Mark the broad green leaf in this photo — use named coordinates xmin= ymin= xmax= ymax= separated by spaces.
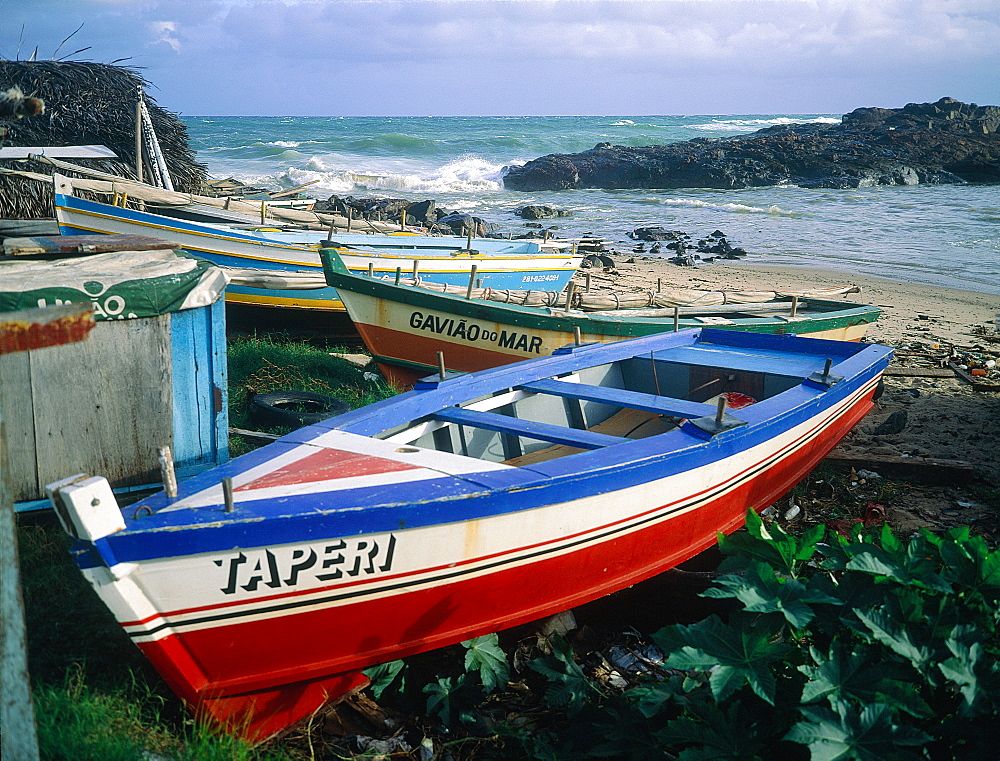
xmin=845 ymin=546 xmax=951 ymax=594
xmin=799 ymin=646 xmax=932 ymax=718
xmin=528 ymin=635 xmax=596 ymax=715
xmin=937 ymin=625 xmax=998 ymax=718
xmin=423 ymin=675 xmax=457 ymax=724
xmin=462 ymin=633 xmax=510 ymax=693
xmin=363 ymin=659 xmax=406 ymax=700
xmin=878 ymin=523 xmax=902 ymax=554
xmin=718 ymin=510 xmax=814 ymax=577
xmin=855 ymin=608 xmax=932 ymax=671
xmin=660 ymin=702 xmax=767 ymax=760
xmin=628 ymin=675 xmax=693 ymax=719
xmin=784 ymin=702 xmax=931 ymax=761
xmin=702 ymin=562 xmax=840 ymax=628
xmin=656 ymin=613 xmax=789 ymax=704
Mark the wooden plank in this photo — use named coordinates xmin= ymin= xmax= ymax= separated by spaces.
xmin=520 ymin=378 xmax=718 ymax=419
xmin=2 ymin=233 xmax=181 ymax=257
xmin=823 ymin=448 xmax=975 ymax=484
xmin=433 ymin=407 xmax=621 ymax=450
xmin=1 ymin=303 xmax=93 ymax=761
xmin=0 ymin=219 xmax=61 ymax=239
xmin=883 ymin=366 xmax=954 ymax=378
xmin=170 ymin=303 xmax=228 ymax=472
xmin=0 ymin=352 xmax=39 ymax=499
xmin=0 ymin=145 xmax=116 ymax=159
xmin=948 ymin=362 xmax=1000 ymax=392
xmin=24 ymin=316 xmax=174 ymax=497
xmin=504 ymin=407 xmax=674 ymax=466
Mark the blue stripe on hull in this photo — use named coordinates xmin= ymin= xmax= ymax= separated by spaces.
xmin=90 ymin=379 xmax=884 ymax=565
xmin=56 ymin=193 xmax=578 ymax=304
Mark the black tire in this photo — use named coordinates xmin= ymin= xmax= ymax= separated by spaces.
xmin=249 ymin=391 xmax=350 ymax=429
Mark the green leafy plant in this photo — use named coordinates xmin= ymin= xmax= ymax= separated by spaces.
xmin=490 ymin=512 xmax=1000 ymax=760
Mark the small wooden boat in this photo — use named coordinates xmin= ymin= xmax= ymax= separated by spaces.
xmin=320 ymin=250 xmax=882 ymax=386
xmin=51 ymin=173 xmax=582 ymax=311
xmin=47 ymin=328 xmax=892 ymax=741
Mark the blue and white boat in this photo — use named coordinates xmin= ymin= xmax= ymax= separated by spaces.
xmin=47 ymin=327 xmax=891 ymax=741
xmin=52 ymin=174 xmax=583 ymax=311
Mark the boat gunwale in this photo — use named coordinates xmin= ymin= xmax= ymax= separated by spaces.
xmin=90 ymin=329 xmax=892 ymax=564
xmin=321 ymin=252 xmax=882 ymax=337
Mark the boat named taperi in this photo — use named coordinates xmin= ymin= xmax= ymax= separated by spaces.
xmin=47 ymin=327 xmax=891 ymax=741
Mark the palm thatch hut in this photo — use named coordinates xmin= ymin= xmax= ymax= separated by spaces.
xmin=0 ymin=60 xmax=207 ymax=218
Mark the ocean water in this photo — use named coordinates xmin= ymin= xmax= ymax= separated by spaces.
xmin=182 ymin=115 xmax=1000 ymax=296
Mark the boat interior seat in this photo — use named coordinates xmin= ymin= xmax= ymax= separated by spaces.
xmin=518 ymin=378 xmax=718 ymax=419
xmin=503 ymin=407 xmax=676 ymax=467
xmin=432 ymin=406 xmax=622 ymax=451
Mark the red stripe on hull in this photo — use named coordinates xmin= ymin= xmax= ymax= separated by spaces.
xmin=135 ymin=388 xmax=875 ymax=740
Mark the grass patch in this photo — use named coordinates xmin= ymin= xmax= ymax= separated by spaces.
xmin=227 ymin=334 xmax=397 ymax=454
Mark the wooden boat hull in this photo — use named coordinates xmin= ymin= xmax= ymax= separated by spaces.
xmin=52 ymin=176 xmax=582 ymax=311
xmin=321 ymin=253 xmax=882 ymax=386
xmin=49 ymin=329 xmax=892 ymax=741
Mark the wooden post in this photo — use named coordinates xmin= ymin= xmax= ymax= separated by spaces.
xmin=157 ymin=446 xmax=177 ymax=498
xmin=368 ymin=262 xmax=375 ymax=277
xmin=565 ymin=281 xmax=576 ymax=310
xmin=134 ymin=89 xmax=143 ymax=184
xmin=412 ymin=260 xmax=419 ymax=282
xmin=791 ymin=295 xmax=799 ymax=317
xmin=260 ymin=200 xmax=266 ymax=226
xmin=400 ymin=210 xmax=407 ymax=231
xmin=347 ymin=207 xmax=353 ymax=234
xmin=327 ymin=217 xmax=336 ymax=239
xmin=465 ymin=265 xmax=478 ymax=299
xmin=1 ymin=303 xmax=94 ymax=761
xmin=466 ymin=224 xmax=474 ymax=251
xmin=673 ymin=306 xmax=680 ymax=331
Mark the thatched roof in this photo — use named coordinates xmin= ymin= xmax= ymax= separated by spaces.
xmin=0 ymin=60 xmax=207 ymax=218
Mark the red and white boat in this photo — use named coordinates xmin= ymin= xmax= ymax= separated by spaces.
xmin=47 ymin=328 xmax=892 ymax=741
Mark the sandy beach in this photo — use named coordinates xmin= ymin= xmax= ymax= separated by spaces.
xmin=583 ymin=256 xmax=999 ymax=347
xmin=572 ymin=256 xmax=1000 ymax=533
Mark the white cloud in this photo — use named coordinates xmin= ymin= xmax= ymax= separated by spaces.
xmin=147 ymin=20 xmax=181 ymax=52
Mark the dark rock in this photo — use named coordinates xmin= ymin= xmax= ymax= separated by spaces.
xmin=435 ymin=212 xmax=499 ymax=236
xmin=630 ymin=226 xmax=677 ymax=241
xmin=515 ymin=204 xmax=573 ymax=220
xmin=405 ymin=200 xmax=436 ymax=225
xmin=873 ymin=409 xmax=908 ymax=436
xmin=503 ymin=98 xmax=1000 ymax=191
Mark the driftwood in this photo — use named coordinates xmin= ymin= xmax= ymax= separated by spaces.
xmin=823 ymin=448 xmax=975 ymax=485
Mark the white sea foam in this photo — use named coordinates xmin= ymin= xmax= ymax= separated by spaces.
xmin=611 ymin=120 xmax=636 ymax=126
xmin=248 ymin=155 xmax=506 ymax=196
xmin=657 ymin=197 xmax=796 ymax=216
xmin=689 ymin=116 xmax=840 ymax=132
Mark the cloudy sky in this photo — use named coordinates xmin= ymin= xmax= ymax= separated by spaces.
xmin=1 ymin=0 xmax=996 ymax=117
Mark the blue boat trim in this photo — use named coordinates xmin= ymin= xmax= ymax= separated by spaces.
xmin=70 ymin=329 xmax=891 ymax=566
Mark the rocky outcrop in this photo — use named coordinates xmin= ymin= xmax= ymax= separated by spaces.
xmin=515 ymin=204 xmax=573 ymax=220
xmin=503 ymin=98 xmax=1000 ymax=191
